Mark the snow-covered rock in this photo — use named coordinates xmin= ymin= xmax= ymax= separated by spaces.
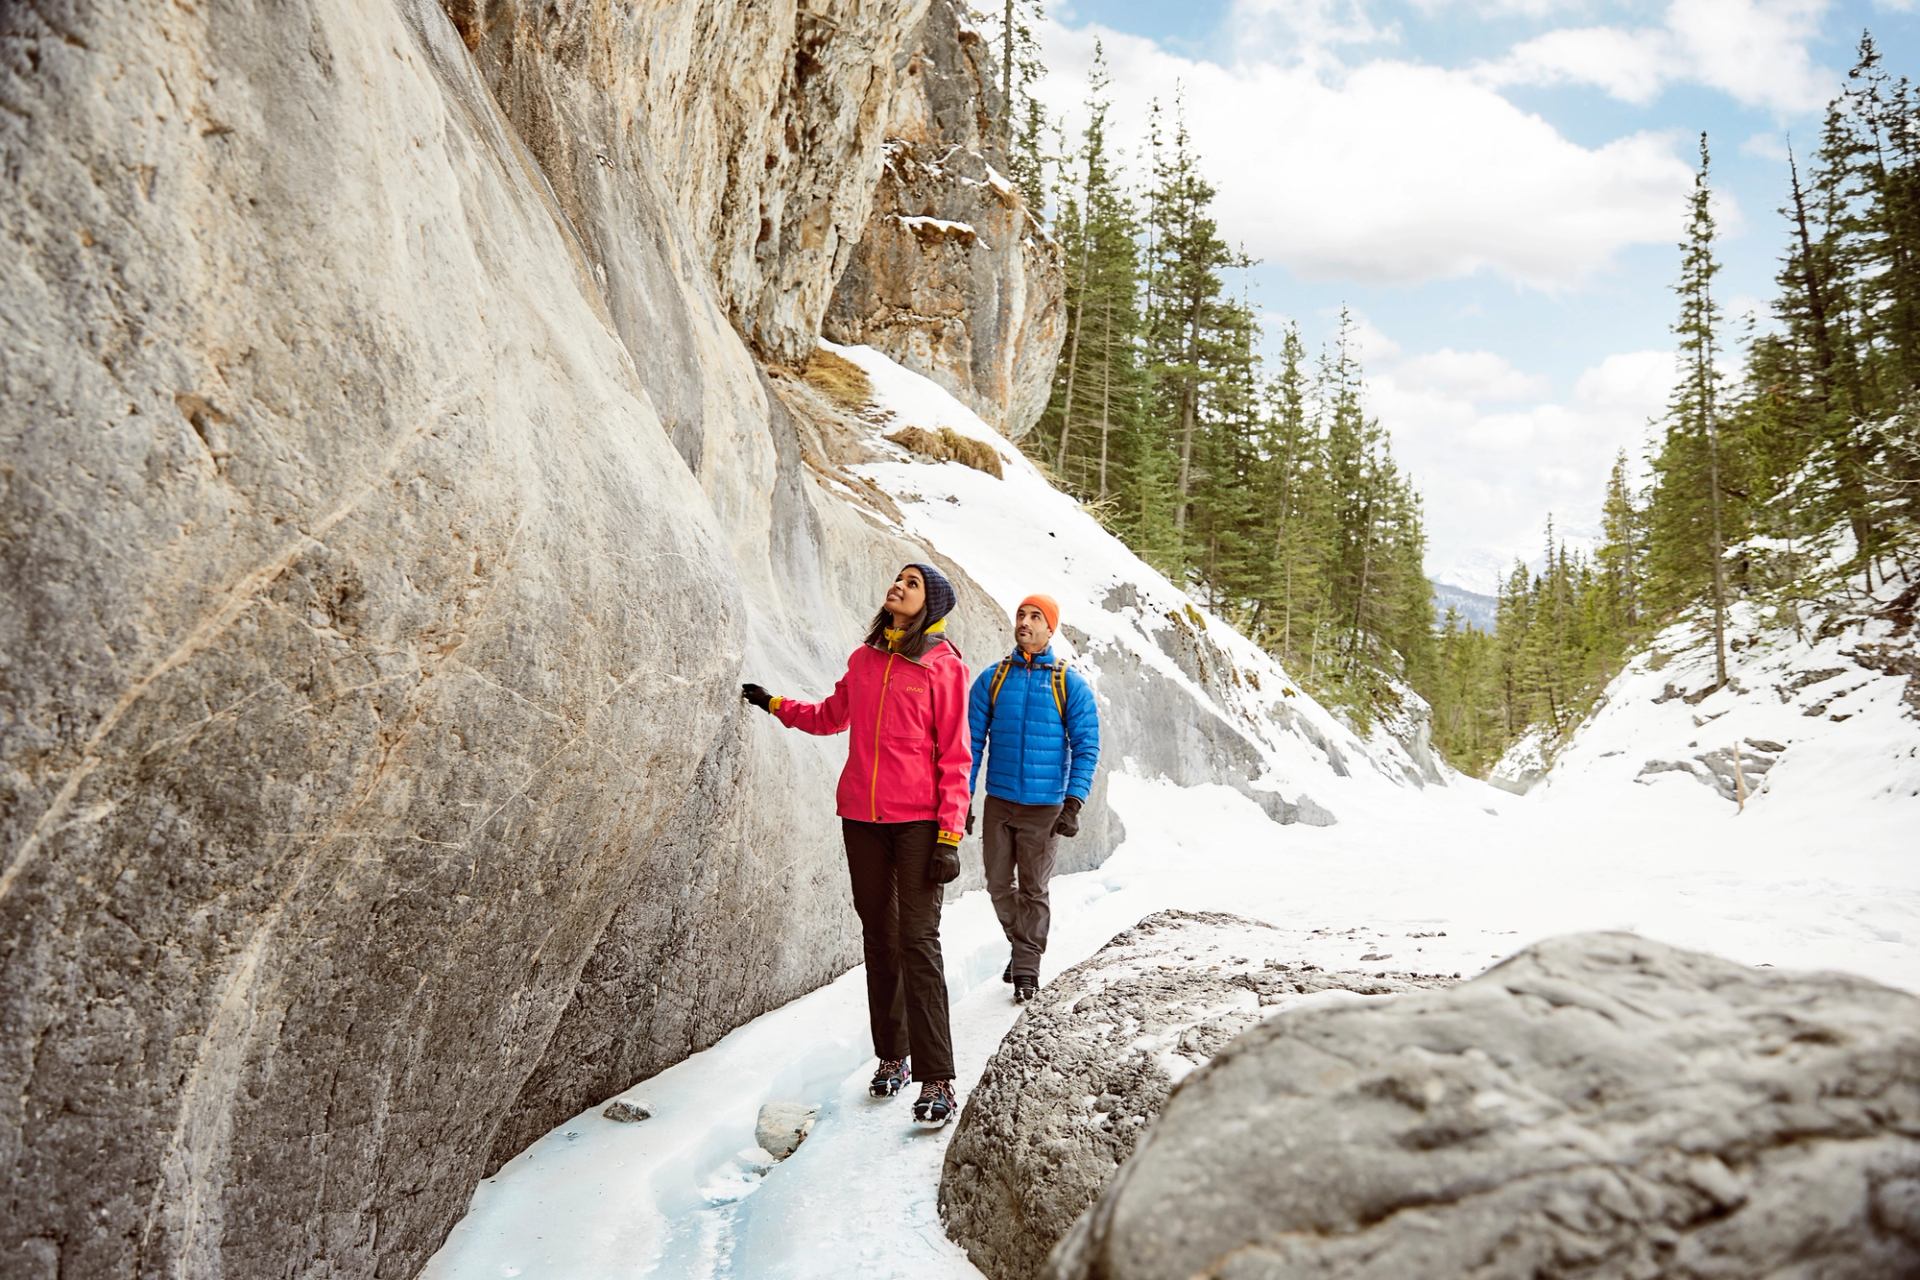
xmin=601 ymin=1100 xmax=653 ymax=1124
xmin=940 ymin=910 xmax=1455 ymax=1280
xmin=1541 ymin=542 xmax=1920 ymax=810
xmin=1050 ymin=931 xmax=1920 ymax=1280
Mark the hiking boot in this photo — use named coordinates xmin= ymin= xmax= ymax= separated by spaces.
xmin=913 ymin=1079 xmax=957 ymax=1125
xmin=1014 ymin=976 xmax=1038 ymax=1004
xmin=869 ymin=1056 xmax=910 ymax=1098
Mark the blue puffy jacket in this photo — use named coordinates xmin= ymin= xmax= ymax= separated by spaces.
xmin=967 ymin=646 xmax=1100 ymax=806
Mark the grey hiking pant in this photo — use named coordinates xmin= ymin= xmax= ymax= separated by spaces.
xmin=981 ymin=795 xmax=1062 ymax=981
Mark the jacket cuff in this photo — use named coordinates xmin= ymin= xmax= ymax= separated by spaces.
xmin=768 ymin=695 xmax=784 ymax=711
xmin=937 ymin=829 xmax=964 ymax=847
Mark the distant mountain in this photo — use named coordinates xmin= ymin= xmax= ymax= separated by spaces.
xmin=1432 ymin=524 xmax=1605 ymax=600
xmin=1430 ymin=579 xmax=1498 ymax=633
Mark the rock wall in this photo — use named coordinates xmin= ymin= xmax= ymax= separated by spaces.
xmin=0 ymin=0 xmax=955 ymax=1275
xmin=446 ymin=0 xmax=929 ymax=367
xmin=824 ymin=0 xmax=1064 ymax=439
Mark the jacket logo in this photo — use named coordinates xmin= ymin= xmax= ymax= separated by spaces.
xmin=900 ymin=684 xmax=927 ymax=693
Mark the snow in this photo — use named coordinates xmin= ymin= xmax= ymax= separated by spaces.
xmin=895 ymin=215 xmax=978 ymax=239
xmin=424 ymin=348 xmax=1919 ymax=1280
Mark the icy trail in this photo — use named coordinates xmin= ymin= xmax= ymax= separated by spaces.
xmin=425 ymin=765 xmax=1919 ymax=1280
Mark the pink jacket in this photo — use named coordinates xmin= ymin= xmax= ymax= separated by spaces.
xmin=773 ymin=635 xmax=973 ymax=843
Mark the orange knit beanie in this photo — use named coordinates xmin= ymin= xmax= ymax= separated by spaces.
xmin=1018 ymin=594 xmax=1060 ymax=631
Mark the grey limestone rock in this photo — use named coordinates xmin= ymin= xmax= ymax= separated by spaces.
xmin=1636 ymin=739 xmax=1780 ymax=802
xmin=825 ymin=0 xmax=1065 ymax=439
xmin=940 ymin=910 xmax=1454 ymax=1280
xmin=0 ymin=0 xmax=946 ymax=1275
xmin=1049 ymin=931 xmax=1920 ymax=1280
xmin=754 ymin=1102 xmax=819 ymax=1162
xmin=601 ymin=1100 xmax=652 ymax=1123
xmin=449 ymin=0 xmax=933 ymax=366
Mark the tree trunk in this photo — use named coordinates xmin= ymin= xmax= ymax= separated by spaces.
xmin=1001 ymin=0 xmax=1014 ymax=152
xmin=1701 ymin=336 xmax=1730 ymax=688
xmin=1055 ymin=219 xmax=1092 ymax=473
xmin=1173 ymin=298 xmax=1200 ymax=536
xmin=1097 ymin=295 xmax=1112 ymax=500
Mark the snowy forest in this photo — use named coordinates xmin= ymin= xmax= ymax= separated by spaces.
xmin=1006 ymin=11 xmax=1920 ymax=774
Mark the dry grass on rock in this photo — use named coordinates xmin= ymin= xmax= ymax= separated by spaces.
xmin=885 ymin=425 xmax=1004 ymax=478
xmin=802 ymin=348 xmax=874 ymax=410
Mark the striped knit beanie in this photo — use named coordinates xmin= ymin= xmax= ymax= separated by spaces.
xmin=908 ymin=562 xmax=956 ymax=625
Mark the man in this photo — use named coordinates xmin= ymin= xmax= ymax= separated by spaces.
xmin=966 ymin=594 xmax=1100 ymax=1003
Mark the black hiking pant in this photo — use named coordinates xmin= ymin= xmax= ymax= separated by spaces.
xmin=842 ymin=818 xmax=956 ymax=1082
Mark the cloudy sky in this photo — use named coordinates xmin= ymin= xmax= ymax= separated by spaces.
xmin=1028 ymin=0 xmax=1917 ymax=591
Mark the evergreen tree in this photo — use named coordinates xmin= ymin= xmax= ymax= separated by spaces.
xmin=1595 ymin=449 xmax=1644 ymax=639
xmin=996 ymin=0 xmax=1048 ymax=208
xmin=1141 ymin=94 xmax=1249 ymax=562
xmin=1250 ymin=323 xmax=1326 ymax=667
xmin=1647 ymin=132 xmax=1738 ymax=686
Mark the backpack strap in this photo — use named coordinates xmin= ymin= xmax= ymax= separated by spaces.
xmin=984 ymin=657 xmax=1071 ymax=731
xmin=983 ymin=658 xmax=1014 ymax=733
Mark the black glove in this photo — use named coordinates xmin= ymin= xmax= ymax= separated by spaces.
xmin=1052 ymin=796 xmax=1082 ymax=838
xmin=930 ymin=843 xmax=961 ymax=884
xmin=741 ymin=682 xmax=773 ymax=712
xmin=965 ymin=809 xmax=975 ymax=836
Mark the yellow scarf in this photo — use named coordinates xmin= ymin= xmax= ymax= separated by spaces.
xmin=883 ymin=617 xmax=948 ymax=652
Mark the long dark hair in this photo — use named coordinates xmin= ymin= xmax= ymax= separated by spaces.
xmin=863 ymin=606 xmax=950 ymax=660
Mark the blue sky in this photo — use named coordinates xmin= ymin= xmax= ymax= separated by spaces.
xmin=1028 ymin=0 xmax=1917 ymax=590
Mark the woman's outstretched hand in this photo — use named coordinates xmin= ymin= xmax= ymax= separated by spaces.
xmin=741 ymin=682 xmax=773 ymax=712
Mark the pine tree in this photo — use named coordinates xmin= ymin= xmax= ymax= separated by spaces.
xmin=1648 ymin=132 xmax=1738 ymax=686
xmin=1251 ymin=323 xmax=1326 ymax=666
xmin=1141 ymin=94 xmax=1248 ymax=563
xmin=1596 ymin=450 xmax=1644 ymax=639
xmin=996 ymin=0 xmax=1048 ymax=207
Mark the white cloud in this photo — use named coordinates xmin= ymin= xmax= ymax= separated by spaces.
xmin=1740 ymin=131 xmax=1792 ymax=161
xmin=1038 ymin=22 xmax=1700 ymax=290
xmin=1395 ymin=349 xmax=1553 ymax=401
xmin=1573 ymin=349 xmax=1672 ymax=409
xmin=1348 ymin=327 xmax=1672 ymax=583
xmin=1225 ymin=0 xmax=1399 ymax=63
xmin=1482 ymin=26 xmax=1671 ymax=103
xmin=1477 ymin=0 xmax=1837 ymax=115
xmin=1410 ymin=0 xmax=1600 ymax=16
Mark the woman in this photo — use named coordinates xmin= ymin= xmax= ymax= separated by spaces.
xmin=741 ymin=563 xmax=972 ymax=1125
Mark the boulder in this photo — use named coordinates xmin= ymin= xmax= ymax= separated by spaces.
xmin=940 ymin=911 xmax=1454 ymax=1280
xmin=755 ymin=1102 xmax=820 ymax=1162
xmin=1049 ymin=932 xmax=1920 ymax=1280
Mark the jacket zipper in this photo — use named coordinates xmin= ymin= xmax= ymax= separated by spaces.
xmin=871 ymin=652 xmax=897 ymax=820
